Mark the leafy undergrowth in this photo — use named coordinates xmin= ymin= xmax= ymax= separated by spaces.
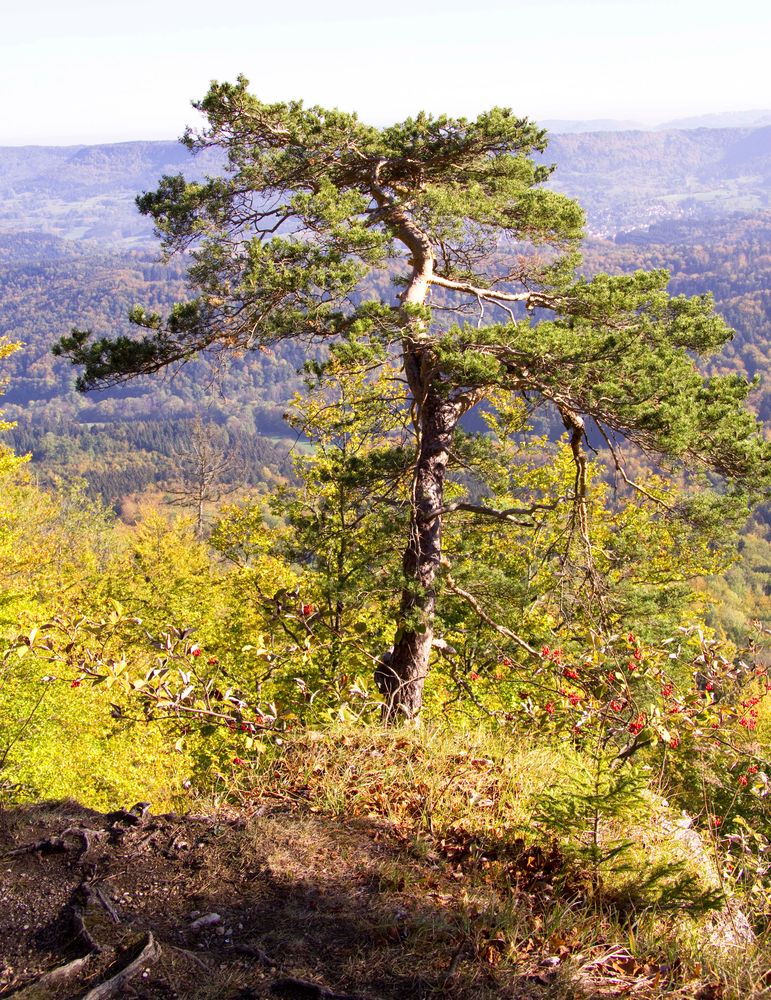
xmin=1 ymin=726 xmax=770 ymax=999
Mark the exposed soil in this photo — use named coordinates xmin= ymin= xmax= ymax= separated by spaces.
xmin=0 ymin=800 xmax=547 ymax=1000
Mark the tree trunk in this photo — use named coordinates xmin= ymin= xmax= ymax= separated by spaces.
xmin=196 ymin=495 xmax=204 ymax=539
xmin=379 ymin=380 xmax=462 ymax=721
xmin=368 ymin=184 xmax=456 ymax=722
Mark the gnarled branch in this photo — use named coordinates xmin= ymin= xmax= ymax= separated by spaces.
xmin=420 ymin=499 xmax=557 ymax=525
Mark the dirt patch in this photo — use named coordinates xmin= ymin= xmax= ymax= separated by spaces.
xmin=0 ymin=800 xmax=542 ymax=999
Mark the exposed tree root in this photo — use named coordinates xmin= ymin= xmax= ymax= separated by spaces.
xmin=80 ymin=933 xmax=160 ymax=1000
xmin=1 ymin=826 xmax=104 ymax=859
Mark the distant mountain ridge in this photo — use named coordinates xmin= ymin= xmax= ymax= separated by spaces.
xmin=656 ymin=109 xmax=771 ymax=130
xmin=0 ymin=141 xmax=223 ymax=247
xmin=2 ymin=122 xmax=770 ymax=244
xmin=543 ymin=110 xmax=771 ymax=134
xmin=541 ymin=119 xmax=645 ymax=133
xmin=543 ymin=125 xmax=771 ymax=235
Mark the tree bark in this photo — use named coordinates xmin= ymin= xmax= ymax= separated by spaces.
xmin=380 ymin=378 xmax=462 ymax=721
xmin=369 ymin=171 xmax=460 ymax=722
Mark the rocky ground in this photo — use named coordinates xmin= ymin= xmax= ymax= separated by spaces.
xmin=0 ymin=799 xmax=552 ymax=999
xmin=0 ymin=795 xmax=744 ymax=999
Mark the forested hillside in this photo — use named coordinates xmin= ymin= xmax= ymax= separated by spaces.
xmin=3 ymin=125 xmax=770 ymax=243
xmin=2 ymin=99 xmax=771 ymax=1000
xmin=590 ymin=213 xmax=771 ymax=420
xmin=0 ymin=233 xmax=302 ymax=500
xmin=0 ymin=142 xmax=222 ymax=245
xmin=3 ymin=163 xmax=770 ymax=500
xmin=547 ymin=126 xmax=771 ymax=234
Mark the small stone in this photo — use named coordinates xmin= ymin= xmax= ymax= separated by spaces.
xmin=190 ymin=912 xmax=221 ymax=931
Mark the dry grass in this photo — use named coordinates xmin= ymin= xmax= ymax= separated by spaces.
xmin=225 ymin=723 xmax=771 ymax=999
xmin=3 ymin=726 xmax=770 ymax=998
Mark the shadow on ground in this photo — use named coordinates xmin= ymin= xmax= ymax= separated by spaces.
xmin=0 ymin=800 xmax=552 ymax=1000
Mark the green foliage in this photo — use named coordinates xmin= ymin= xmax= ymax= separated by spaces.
xmin=55 ymin=82 xmax=585 ymax=388
xmin=532 ymin=738 xmax=724 ymax=915
xmin=0 ymin=660 xmax=188 ymax=809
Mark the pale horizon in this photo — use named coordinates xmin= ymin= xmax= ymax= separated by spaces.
xmin=5 ymin=109 xmax=771 ymax=149
xmin=2 ymin=0 xmax=770 ymax=145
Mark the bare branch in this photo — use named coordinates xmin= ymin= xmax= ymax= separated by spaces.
xmin=429 ymin=273 xmax=559 ymax=315
xmin=595 ymin=422 xmax=676 ymax=512
xmin=444 ymin=573 xmax=539 ymax=657
xmin=420 ymin=499 xmax=556 ymax=525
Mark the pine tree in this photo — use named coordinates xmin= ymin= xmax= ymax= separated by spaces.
xmin=55 ymin=78 xmax=771 ymax=720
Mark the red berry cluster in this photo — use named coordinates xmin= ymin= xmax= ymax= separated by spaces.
xmin=737 ymin=763 xmax=761 ymax=787
xmin=738 ymin=695 xmax=762 ymax=730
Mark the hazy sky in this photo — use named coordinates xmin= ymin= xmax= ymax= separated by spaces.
xmin=2 ymin=0 xmax=769 ymax=144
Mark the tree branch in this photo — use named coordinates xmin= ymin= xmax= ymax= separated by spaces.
xmin=420 ymin=499 xmax=557 ymax=525
xmin=443 ymin=573 xmax=539 ymax=656
xmin=429 ymin=273 xmax=558 ymax=313
xmin=595 ymin=422 xmax=676 ymax=512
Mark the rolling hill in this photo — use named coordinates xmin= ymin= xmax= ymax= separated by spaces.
xmin=0 ymin=124 xmax=769 ymax=503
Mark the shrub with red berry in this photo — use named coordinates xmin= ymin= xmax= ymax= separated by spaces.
xmin=446 ymin=624 xmax=769 ymax=836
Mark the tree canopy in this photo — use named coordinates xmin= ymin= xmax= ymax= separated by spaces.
xmin=56 ymin=77 xmax=771 ymax=720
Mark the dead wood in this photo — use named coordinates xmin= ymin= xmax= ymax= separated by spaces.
xmin=91 ymin=884 xmax=121 ymax=924
xmin=70 ymin=889 xmax=100 ymax=953
xmin=7 ymin=954 xmax=95 ymax=998
xmin=80 ymin=932 xmax=160 ymax=1000
xmin=1 ymin=826 xmax=103 ymax=859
